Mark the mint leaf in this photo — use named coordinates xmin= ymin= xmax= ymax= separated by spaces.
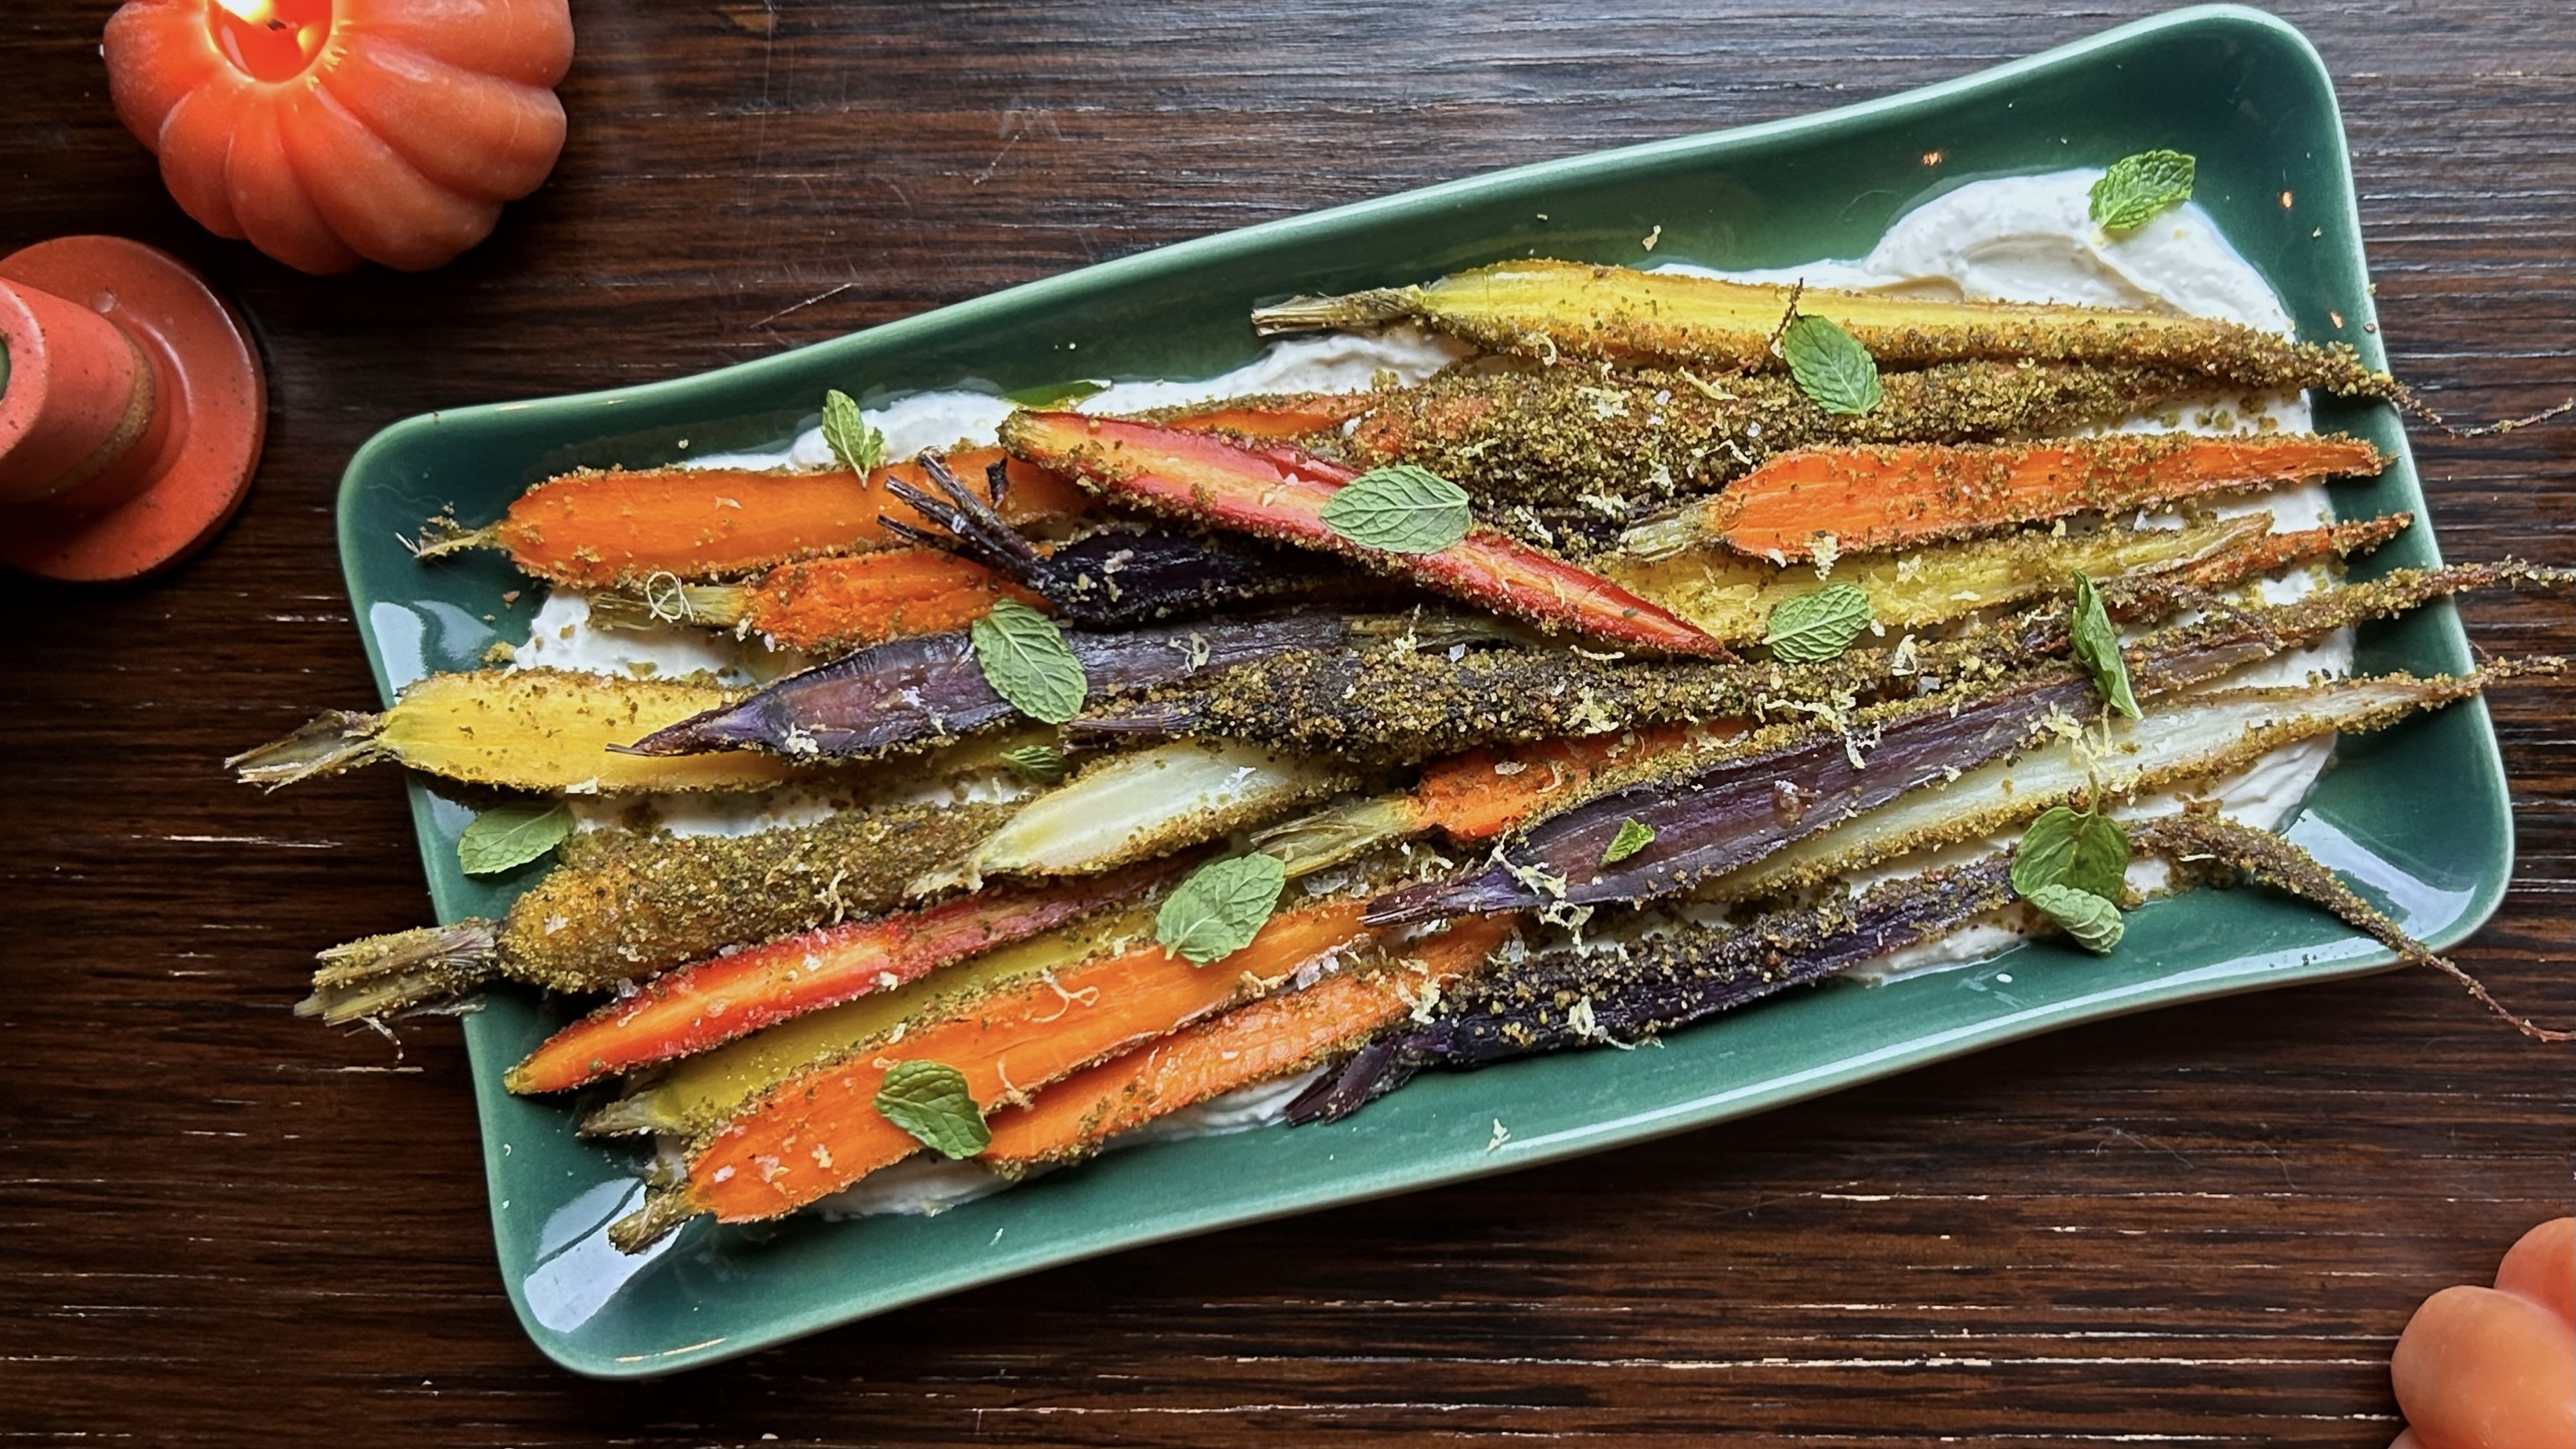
xmin=1780 ymin=314 xmax=1882 ymax=416
xmin=2069 ymin=572 xmax=2141 ymax=718
xmin=821 ymin=388 xmax=883 ymax=473
xmin=1765 ymin=582 xmax=1875 ymax=662
xmin=1002 ymin=379 xmax=1110 ymax=409
xmin=1155 ymin=854 xmax=1288 ymax=965
xmin=873 ymin=1060 xmax=990 ymax=1159
xmin=2026 ymin=883 xmax=2126 ymax=955
xmin=2012 ymin=805 xmax=2132 ymax=902
xmin=1318 ymin=465 xmax=1474 ymax=554
xmin=457 ymin=801 xmax=571 ymax=876
xmin=998 ymin=743 xmax=1071 ymax=784
xmin=1601 ymin=818 xmax=1655 ymax=866
xmin=2089 ymin=150 xmax=2196 ymax=233
xmin=970 ymin=600 xmax=1087 ymax=724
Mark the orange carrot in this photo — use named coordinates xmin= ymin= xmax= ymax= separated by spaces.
xmin=672 ymin=900 xmax=1372 ymax=1224
xmin=1408 ymin=724 xmax=1718 ymax=842
xmin=1699 ymin=434 xmax=2385 ymax=562
xmin=981 ymin=913 xmax=1515 ymax=1166
xmin=503 ymin=860 xmax=1181 ymax=1096
xmin=429 ymin=449 xmax=1088 ymax=587
xmin=732 ymin=547 xmax=1042 ymax=650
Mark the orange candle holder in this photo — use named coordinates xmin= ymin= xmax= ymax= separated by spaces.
xmin=0 ymin=236 xmax=265 ymax=581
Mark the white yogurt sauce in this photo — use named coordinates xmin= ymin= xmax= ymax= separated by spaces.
xmin=508 ymin=169 xmax=2353 ymax=1206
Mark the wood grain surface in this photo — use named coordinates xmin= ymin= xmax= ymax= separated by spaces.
xmin=1 ymin=1 xmax=2566 ymax=1442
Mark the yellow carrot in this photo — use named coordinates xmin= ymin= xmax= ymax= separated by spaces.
xmin=229 ymin=668 xmax=809 ymax=793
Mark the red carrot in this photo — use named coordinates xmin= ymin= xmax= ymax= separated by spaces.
xmin=1001 ymin=412 xmax=1730 ymax=655
xmin=503 ymin=860 xmax=1178 ymax=1095
xmin=1701 ymin=434 xmax=2386 ymax=562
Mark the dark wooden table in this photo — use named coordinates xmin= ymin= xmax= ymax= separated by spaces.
xmin=4 ymin=2 xmax=2567 ymax=1442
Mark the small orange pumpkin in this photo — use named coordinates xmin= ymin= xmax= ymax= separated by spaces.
xmin=104 ymin=0 xmax=575 ymax=274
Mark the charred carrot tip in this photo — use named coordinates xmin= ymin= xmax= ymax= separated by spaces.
xmin=1001 ymin=412 xmax=1732 ymax=656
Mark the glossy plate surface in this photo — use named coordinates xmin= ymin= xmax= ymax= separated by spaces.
xmin=335 ymin=4 xmax=2507 ymax=1377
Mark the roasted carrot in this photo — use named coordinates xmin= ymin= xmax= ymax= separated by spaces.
xmin=419 ymin=449 xmax=1088 ymax=587
xmin=981 ymin=913 xmax=1516 ymax=1167
xmin=302 ymin=799 xmax=1017 ymax=1021
xmin=1252 ymin=259 xmax=2398 ymax=399
xmin=504 ymin=859 xmax=1183 ymax=1095
xmin=1253 ymin=725 xmax=1723 ymax=877
xmin=588 ymin=546 xmax=1041 ymax=652
xmin=615 ymin=900 xmax=1373 ymax=1242
xmin=1405 ymin=727 xmax=1708 ymax=841
xmin=2173 ymin=512 xmax=2411 ymax=591
xmin=1001 ymin=412 xmax=1731 ymax=656
xmin=1612 ymin=511 xmax=2274 ymax=640
xmin=1692 ymin=434 xmax=2385 ymax=562
xmin=580 ymin=909 xmax=1161 ymax=1141
xmin=228 ymin=668 xmax=812 ymax=794
xmin=1152 ymin=391 xmax=1381 ymax=440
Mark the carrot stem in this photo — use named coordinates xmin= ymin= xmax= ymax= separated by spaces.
xmin=981 ymin=914 xmax=1515 ymax=1166
xmin=1001 ymin=412 xmax=1730 ymax=656
xmin=1697 ymin=434 xmax=2386 ymax=562
xmin=504 ymin=860 xmax=1181 ymax=1095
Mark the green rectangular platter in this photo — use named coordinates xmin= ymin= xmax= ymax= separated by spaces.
xmin=334 ymin=4 xmax=2509 ymax=1378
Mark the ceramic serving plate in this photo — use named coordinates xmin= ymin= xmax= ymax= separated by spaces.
xmin=336 ymin=4 xmax=2507 ymax=1377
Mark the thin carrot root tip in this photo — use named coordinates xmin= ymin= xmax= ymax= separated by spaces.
xmin=2136 ymin=787 xmax=2575 ymax=1043
xmin=1250 ymin=288 xmax=1426 ymax=337
xmin=227 ymin=710 xmax=389 ymax=789
xmin=413 ymin=516 xmax=500 ymax=560
xmin=302 ymin=920 xmax=502 ymax=1023
xmin=607 ymin=1187 xmax=697 ymax=1254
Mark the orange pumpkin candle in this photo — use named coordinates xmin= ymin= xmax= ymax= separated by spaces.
xmin=102 ymin=0 xmax=576 ymax=274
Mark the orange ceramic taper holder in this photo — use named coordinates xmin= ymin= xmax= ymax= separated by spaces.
xmin=0 ymin=235 xmax=265 ymax=581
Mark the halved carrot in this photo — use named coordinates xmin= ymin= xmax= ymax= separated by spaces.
xmin=2173 ymin=512 xmax=2411 ymax=591
xmin=1153 ymin=391 xmax=1380 ymax=440
xmin=1695 ymin=434 xmax=2385 ymax=563
xmin=503 ymin=859 xmax=1183 ymax=1095
xmin=641 ymin=900 xmax=1373 ymax=1230
xmin=982 ymin=913 xmax=1516 ymax=1167
xmin=423 ymin=449 xmax=1089 ymax=587
xmin=590 ymin=546 xmax=1045 ymax=651
xmin=1255 ymin=725 xmax=1729 ymax=879
xmin=1001 ymin=412 xmax=1730 ymax=656
xmin=1407 ymin=726 xmax=1710 ymax=842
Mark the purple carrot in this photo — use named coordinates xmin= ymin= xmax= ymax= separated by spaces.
xmin=620 ymin=610 xmax=1349 ymax=760
xmin=882 ymin=454 xmax=1337 ymax=627
xmin=1292 ymin=857 xmax=2017 ymax=1124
